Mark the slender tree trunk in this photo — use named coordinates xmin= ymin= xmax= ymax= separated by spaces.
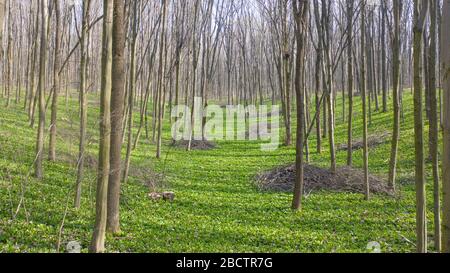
xmin=442 ymin=0 xmax=450 ymax=253
xmin=74 ymin=0 xmax=91 ymax=209
xmin=292 ymin=0 xmax=308 ymax=211
xmin=346 ymin=0 xmax=354 ymax=166
xmin=366 ymin=27 xmax=373 ymax=126
xmin=381 ymin=0 xmax=387 ymax=113
xmin=428 ymin=0 xmax=441 ymax=252
xmin=5 ymin=0 xmax=12 ymax=108
xmin=90 ymin=0 xmax=113 ymax=253
xmin=28 ymin=3 xmax=39 ymax=125
xmin=388 ymin=0 xmax=402 ymax=191
xmin=107 ymin=0 xmax=126 ymax=234
xmin=34 ymin=0 xmax=48 ymax=179
xmin=282 ymin=0 xmax=292 ymax=146
xmin=24 ymin=3 xmax=34 ymax=111
xmin=413 ymin=0 xmax=428 ymax=253
xmin=29 ymin=3 xmax=41 ymax=128
xmin=0 ymin=0 xmax=5 ymax=58
xmin=361 ymin=1 xmax=369 ymax=200
xmin=156 ymin=0 xmax=167 ymax=158
xmin=123 ymin=0 xmax=139 ymax=180
xmin=326 ymin=76 xmax=336 ymax=172
xmin=172 ymin=52 xmax=181 ymax=144
xmin=187 ymin=0 xmax=200 ymax=152
xmin=134 ymin=62 xmax=153 ymax=149
xmin=370 ymin=10 xmax=379 ymax=113
xmin=324 ymin=4 xmax=336 ymax=174
xmin=16 ymin=14 xmax=23 ymax=105
xmin=65 ymin=11 xmax=72 ymax=108
xmin=48 ymin=0 xmax=62 ymax=161
xmin=314 ymin=56 xmax=322 ymax=154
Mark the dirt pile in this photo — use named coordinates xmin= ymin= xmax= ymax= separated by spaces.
xmin=171 ymin=140 xmax=218 ymax=150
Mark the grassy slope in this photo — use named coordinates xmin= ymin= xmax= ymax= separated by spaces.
xmin=0 ymin=90 xmax=440 ymax=253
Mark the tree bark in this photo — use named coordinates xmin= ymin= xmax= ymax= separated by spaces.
xmin=323 ymin=1 xmax=336 ymax=173
xmin=381 ymin=0 xmax=387 ymax=113
xmin=5 ymin=0 xmax=12 ymax=108
xmin=48 ymin=0 xmax=62 ymax=161
xmin=346 ymin=0 xmax=354 ymax=166
xmin=429 ymin=0 xmax=441 ymax=252
xmin=187 ymin=0 xmax=200 ymax=152
xmin=291 ymin=0 xmax=308 ymax=211
xmin=413 ymin=0 xmax=429 ymax=253
xmin=123 ymin=0 xmax=139 ymax=180
xmin=0 ymin=0 xmax=5 ymax=58
xmin=361 ymin=1 xmax=369 ymax=200
xmin=282 ymin=0 xmax=292 ymax=146
xmin=314 ymin=46 xmax=322 ymax=154
xmin=107 ymin=0 xmax=126 ymax=234
xmin=441 ymin=0 xmax=450 ymax=253
xmin=156 ymin=0 xmax=167 ymax=158
xmin=34 ymin=0 xmax=48 ymax=179
xmin=74 ymin=0 xmax=91 ymax=209
xmin=28 ymin=2 xmax=39 ymax=125
xmin=388 ymin=0 xmax=403 ymax=191
xmin=90 ymin=0 xmax=113 ymax=253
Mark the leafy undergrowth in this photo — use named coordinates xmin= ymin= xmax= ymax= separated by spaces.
xmin=0 ymin=91 xmax=441 ymax=253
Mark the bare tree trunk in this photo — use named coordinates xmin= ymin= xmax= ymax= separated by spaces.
xmin=28 ymin=2 xmax=39 ymax=125
xmin=388 ymin=0 xmax=402 ymax=191
xmin=317 ymin=1 xmax=336 ymax=173
xmin=187 ymin=0 xmax=200 ymax=152
xmin=172 ymin=57 xmax=181 ymax=135
xmin=324 ymin=7 xmax=336 ymax=174
xmin=107 ymin=0 xmax=126 ymax=234
xmin=346 ymin=0 xmax=354 ymax=166
xmin=16 ymin=9 xmax=24 ymax=105
xmin=90 ymin=0 xmax=113 ymax=253
xmin=24 ymin=3 xmax=34 ymax=111
xmin=5 ymin=0 xmax=12 ymax=108
xmin=48 ymin=0 xmax=62 ymax=161
xmin=292 ymin=0 xmax=308 ymax=211
xmin=366 ymin=26 xmax=373 ymax=126
xmin=413 ymin=0 xmax=428 ymax=253
xmin=156 ymin=0 xmax=167 ymax=158
xmin=381 ymin=0 xmax=387 ymax=113
xmin=314 ymin=48 xmax=322 ymax=154
xmin=64 ymin=8 xmax=72 ymax=108
xmin=282 ymin=0 xmax=292 ymax=146
xmin=34 ymin=0 xmax=48 ymax=179
xmin=74 ymin=0 xmax=91 ymax=209
xmin=441 ymin=0 xmax=450 ymax=253
xmin=370 ymin=10 xmax=379 ymax=113
xmin=134 ymin=39 xmax=157 ymax=150
xmin=313 ymin=0 xmax=334 ymax=172
xmin=361 ymin=1 xmax=369 ymax=200
xmin=123 ymin=0 xmax=139 ymax=179
xmin=429 ymin=0 xmax=441 ymax=252
xmin=0 ymin=0 xmax=5 ymax=57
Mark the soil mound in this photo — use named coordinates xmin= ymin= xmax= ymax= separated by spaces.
xmin=171 ymin=140 xmax=218 ymax=150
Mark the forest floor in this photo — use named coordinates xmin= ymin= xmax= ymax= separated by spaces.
xmin=0 ymin=90 xmax=441 ymax=253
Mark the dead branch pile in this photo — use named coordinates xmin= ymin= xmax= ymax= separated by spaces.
xmin=256 ymin=164 xmax=395 ymax=196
